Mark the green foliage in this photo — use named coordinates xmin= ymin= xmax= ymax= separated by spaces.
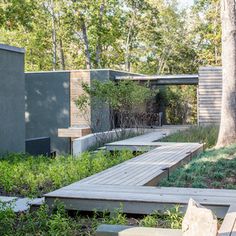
xmin=157 ymin=85 xmax=197 ymax=125
xmin=76 ymin=80 xmax=157 ymax=130
xmin=76 ymin=80 xmax=156 ymax=111
xmin=0 ymin=202 xmax=183 ymax=235
xmin=139 ymin=214 xmax=159 ymax=227
xmin=161 ymin=125 xmax=219 ymax=148
xmin=0 ymin=0 xmax=36 ymax=30
xmin=160 ymin=143 xmax=236 ymax=189
xmin=0 ymin=201 xmax=16 ymax=235
xmin=139 ymin=207 xmax=183 ymax=229
xmin=164 ymin=205 xmax=183 ymax=229
xmin=192 ymin=0 xmax=221 ymax=66
xmin=0 ymin=202 xmax=81 ymax=236
xmin=0 ymin=0 xmax=213 ymax=73
xmin=0 ymin=150 xmax=134 ymax=198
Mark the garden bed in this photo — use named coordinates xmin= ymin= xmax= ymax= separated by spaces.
xmin=160 ymin=144 xmax=236 ymax=189
xmin=0 ymin=202 xmax=183 ymax=236
xmin=1 ymin=125 xmax=233 ymax=235
xmin=160 ymin=125 xmax=236 ymax=189
xmin=0 ymin=150 xmax=134 ymax=198
xmin=160 ymin=125 xmax=218 ymax=149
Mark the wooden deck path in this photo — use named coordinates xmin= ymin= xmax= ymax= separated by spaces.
xmin=46 ymin=184 xmax=235 ymax=217
xmin=44 ymin=128 xmax=236 ymax=235
xmin=45 ymin=140 xmax=203 ymax=209
xmin=105 ymin=126 xmax=189 ymax=151
xmin=78 ymin=143 xmax=202 ymax=186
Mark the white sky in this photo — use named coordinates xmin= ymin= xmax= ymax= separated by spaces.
xmin=179 ymin=0 xmax=194 ymax=8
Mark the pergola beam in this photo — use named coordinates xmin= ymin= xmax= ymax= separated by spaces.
xmin=115 ymin=74 xmax=199 ymax=85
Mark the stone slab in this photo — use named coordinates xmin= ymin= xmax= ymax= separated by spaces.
xmin=96 ymin=224 xmax=182 ymax=236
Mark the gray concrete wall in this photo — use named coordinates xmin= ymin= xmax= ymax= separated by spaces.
xmin=0 ymin=44 xmax=25 ymax=154
xmin=109 ymin=70 xmax=142 ymax=80
xmin=25 ymin=72 xmax=70 ymax=154
xmin=25 ymin=69 xmax=142 ymax=154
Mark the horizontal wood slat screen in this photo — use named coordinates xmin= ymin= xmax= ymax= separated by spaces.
xmin=198 ymin=67 xmax=222 ymax=125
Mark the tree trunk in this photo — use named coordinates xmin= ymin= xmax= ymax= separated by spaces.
xmin=95 ymin=1 xmax=105 ymax=68
xmin=217 ymin=0 xmax=236 ymax=147
xmin=51 ymin=0 xmax=57 ymax=71
xmin=59 ymin=38 xmax=65 ymax=70
xmin=125 ymin=13 xmax=136 ymax=72
xmin=81 ymin=17 xmax=92 ymax=69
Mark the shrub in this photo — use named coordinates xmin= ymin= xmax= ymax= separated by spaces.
xmin=0 ymin=150 xmax=134 ymax=197
xmin=0 ymin=202 xmax=183 ymax=236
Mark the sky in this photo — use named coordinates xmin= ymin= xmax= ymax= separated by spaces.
xmin=179 ymin=0 xmax=194 ymax=8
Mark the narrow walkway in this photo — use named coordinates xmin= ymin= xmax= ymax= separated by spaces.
xmin=79 ymin=143 xmax=201 ymax=186
xmin=105 ymin=125 xmax=189 ymax=151
xmin=44 ymin=127 xmax=236 ymax=234
xmin=45 ymin=126 xmax=203 ymax=213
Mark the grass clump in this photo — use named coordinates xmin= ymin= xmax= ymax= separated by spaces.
xmin=160 ymin=125 xmax=219 ymax=148
xmin=0 ymin=202 xmax=183 ymax=236
xmin=0 ymin=150 xmax=134 ymax=198
xmin=139 ymin=205 xmax=183 ymax=229
xmin=160 ymin=144 xmax=236 ymax=189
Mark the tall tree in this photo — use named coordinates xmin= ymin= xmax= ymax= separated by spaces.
xmin=192 ymin=0 xmax=221 ymax=66
xmin=217 ymin=0 xmax=236 ymax=147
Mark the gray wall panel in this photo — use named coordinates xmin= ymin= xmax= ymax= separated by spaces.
xmin=25 ymin=72 xmax=70 ymax=154
xmin=0 ymin=46 xmax=25 ymax=153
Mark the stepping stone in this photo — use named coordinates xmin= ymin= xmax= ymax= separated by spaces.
xmin=13 ymin=198 xmax=31 ymax=212
xmin=96 ymin=224 xmax=183 ymax=236
xmin=0 ymin=196 xmax=17 ymax=203
xmin=0 ymin=196 xmax=44 ymax=212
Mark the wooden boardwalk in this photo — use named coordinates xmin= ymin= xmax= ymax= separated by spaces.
xmin=78 ymin=143 xmax=202 ymax=186
xmin=45 ymin=139 xmax=204 ymax=210
xmin=44 ymin=128 xmax=236 ymax=235
xmin=46 ymin=185 xmax=236 ymax=217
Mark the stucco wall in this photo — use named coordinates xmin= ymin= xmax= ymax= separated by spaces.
xmin=25 ymin=72 xmax=70 ymax=154
xmin=25 ymin=69 xmax=142 ymax=154
xmin=0 ymin=44 xmax=25 ymax=154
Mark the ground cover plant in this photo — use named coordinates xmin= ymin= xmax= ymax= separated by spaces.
xmin=160 ymin=143 xmax=236 ymax=189
xmin=0 ymin=202 xmax=183 ymax=236
xmin=160 ymin=125 xmax=219 ymax=148
xmin=0 ymin=150 xmax=134 ymax=198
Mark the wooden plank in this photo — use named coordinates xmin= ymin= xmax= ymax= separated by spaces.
xmin=45 ymin=187 xmax=236 ymax=206
xmin=45 ymin=185 xmax=232 ymax=218
xmin=45 ymin=196 xmax=228 ymax=218
xmin=198 ymin=93 xmax=222 ymax=96
xmin=80 ymin=144 xmax=202 ymax=186
xmin=58 ymin=127 xmax=91 ymax=138
xmin=199 ymin=66 xmax=222 ymax=71
xmin=55 ymin=185 xmax=236 ymax=198
xmin=199 ymin=109 xmax=221 ymax=112
xmin=199 ymin=102 xmax=222 ymax=105
xmin=218 ymin=205 xmax=236 ymax=236
xmin=199 ymin=85 xmax=222 ymax=89
xmin=232 ymin=221 xmax=236 ymax=236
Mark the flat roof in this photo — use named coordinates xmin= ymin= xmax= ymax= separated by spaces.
xmin=116 ymin=74 xmax=199 ymax=85
xmin=0 ymin=44 xmax=25 ymax=54
xmin=25 ymin=69 xmax=143 ymax=75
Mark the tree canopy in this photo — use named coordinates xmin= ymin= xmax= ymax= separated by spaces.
xmin=0 ymin=0 xmax=221 ymax=73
